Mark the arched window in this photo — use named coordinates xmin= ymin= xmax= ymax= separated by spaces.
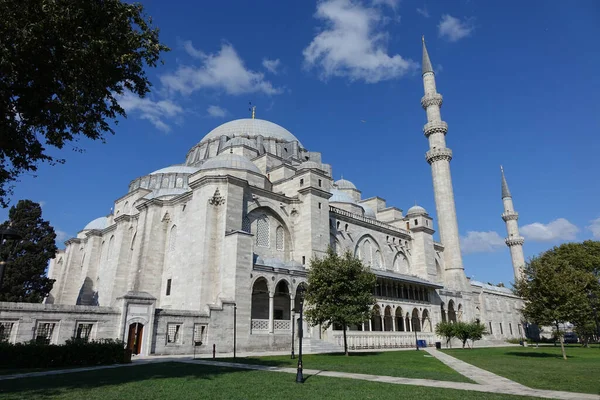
xmin=373 ymin=250 xmax=382 ymax=269
xmin=124 ymin=201 xmax=129 ymax=214
xmin=256 ymin=215 xmax=270 ymax=247
xmin=393 ymin=253 xmax=410 ymax=274
xmin=107 ymin=235 xmax=115 ymax=261
xmin=276 ymin=226 xmax=284 ymax=251
xmin=169 ymin=225 xmax=177 ymax=252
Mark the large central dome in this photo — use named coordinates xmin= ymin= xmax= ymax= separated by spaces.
xmin=200 ymin=118 xmax=302 ymax=147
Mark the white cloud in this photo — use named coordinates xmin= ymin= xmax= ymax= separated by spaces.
xmin=262 ymin=58 xmax=281 ymax=74
xmin=117 ymin=90 xmax=183 ymax=133
xmin=521 ymin=218 xmax=579 ymax=242
xmin=460 ymin=231 xmax=505 ymax=254
xmin=161 ymin=42 xmax=282 ymax=96
xmin=55 ymin=229 xmax=70 ymax=243
xmin=416 ymin=6 xmax=430 ymax=18
xmin=438 ymin=14 xmax=474 ymax=42
xmin=372 ymin=0 xmax=399 ymax=9
xmin=586 ymin=217 xmax=600 ymax=239
xmin=207 ymin=105 xmax=227 ymax=118
xmin=303 ymin=0 xmax=418 ymax=83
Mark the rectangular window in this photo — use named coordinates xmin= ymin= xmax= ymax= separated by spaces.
xmin=518 ymin=324 xmax=522 ymax=336
xmin=300 ymin=179 xmax=304 ymax=186
xmin=302 ymin=256 xmax=306 ymax=264
xmin=509 ymin=323 xmax=513 ymax=335
xmin=193 ymin=324 xmax=207 ymax=346
xmin=0 ymin=322 xmax=14 ymax=343
xmin=167 ymin=323 xmax=181 ymax=344
xmin=318 ymin=202 xmax=322 ymax=209
xmin=36 ymin=322 xmax=55 ymax=345
xmin=318 ymin=179 xmax=322 ymax=187
xmin=499 ymin=323 xmax=503 ymax=335
xmin=488 ymin=322 xmax=493 ymax=335
xmin=166 ymin=279 xmax=172 ymax=296
xmin=76 ymin=323 xmax=93 ymax=341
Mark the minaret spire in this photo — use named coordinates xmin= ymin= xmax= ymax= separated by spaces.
xmin=500 ymin=167 xmax=525 ymax=281
xmin=420 ymin=38 xmax=468 ymax=291
xmin=422 ymin=36 xmax=434 ymax=75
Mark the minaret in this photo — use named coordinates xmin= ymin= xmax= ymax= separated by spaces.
xmin=420 ymin=37 xmax=468 ymax=291
xmin=500 ymin=166 xmax=525 ymax=281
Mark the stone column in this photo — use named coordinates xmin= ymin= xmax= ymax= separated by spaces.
xmin=268 ymin=293 xmax=274 ymax=333
xmin=290 ymin=295 xmax=295 ymax=332
xmin=392 ymin=313 xmax=396 ymax=331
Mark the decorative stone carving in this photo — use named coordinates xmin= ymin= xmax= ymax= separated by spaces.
xmin=421 ymin=93 xmax=443 ymax=109
xmin=209 ymin=188 xmax=225 ymax=206
xmin=425 ymin=148 xmax=453 ymax=164
xmin=501 ymin=212 xmax=519 ymax=222
xmin=505 ymin=237 xmax=525 ymax=247
xmin=423 ymin=121 xmax=448 ymax=138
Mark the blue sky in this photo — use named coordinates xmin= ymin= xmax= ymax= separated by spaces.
xmin=2 ymin=0 xmax=599 ymax=286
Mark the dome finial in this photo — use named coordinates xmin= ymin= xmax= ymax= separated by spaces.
xmin=248 ymin=101 xmax=256 ymax=119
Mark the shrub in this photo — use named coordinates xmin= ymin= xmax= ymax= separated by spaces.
xmin=0 ymin=338 xmax=128 ymax=370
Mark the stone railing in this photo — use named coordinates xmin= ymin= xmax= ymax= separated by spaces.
xmin=330 ymin=331 xmax=436 ymax=350
xmin=251 ymin=319 xmax=269 ymax=331
xmin=329 ymin=206 xmax=411 ymax=238
xmin=274 ymin=320 xmax=291 ymax=330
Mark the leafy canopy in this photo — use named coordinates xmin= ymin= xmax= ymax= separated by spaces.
xmin=0 ymin=200 xmax=57 ymax=302
xmin=304 ymin=248 xmax=376 ymax=330
xmin=0 ymin=0 xmax=169 ymax=207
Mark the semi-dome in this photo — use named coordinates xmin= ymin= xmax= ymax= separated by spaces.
xmin=329 ymin=188 xmax=355 ymax=204
xmin=200 ymin=119 xmax=302 ymax=146
xmin=83 ymin=216 xmax=108 ymax=231
xmin=335 ymin=178 xmax=356 ymax=190
xmin=150 ymin=165 xmax=200 ymax=175
xmin=199 ymin=152 xmax=262 ymax=174
xmin=406 ymin=205 xmax=427 ymax=216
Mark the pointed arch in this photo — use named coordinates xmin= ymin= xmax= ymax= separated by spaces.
xmin=393 ymin=252 xmax=410 ymax=274
xmin=383 ymin=306 xmax=393 ymax=331
xmin=395 ymin=307 xmax=404 ymax=331
xmin=457 ymin=303 xmax=463 ymax=322
xmin=371 ymin=305 xmax=382 ymax=331
xmin=448 ymin=300 xmax=457 ymax=323
xmin=441 ymin=302 xmax=447 ymax=323
xmin=355 ymin=234 xmax=383 ymax=269
xmin=169 ymin=225 xmax=177 ymax=252
xmin=422 ymin=309 xmax=432 ymax=332
xmin=276 ymin=225 xmax=284 ymax=251
xmin=251 ymin=277 xmax=269 ymax=320
xmin=411 ymin=308 xmax=421 ymax=332
xmin=107 ymin=235 xmax=115 ymax=261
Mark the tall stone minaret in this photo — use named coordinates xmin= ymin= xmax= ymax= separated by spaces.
xmin=501 ymin=166 xmax=525 ymax=281
xmin=421 ymin=37 xmax=468 ymax=291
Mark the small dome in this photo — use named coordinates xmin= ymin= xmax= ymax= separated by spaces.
xmin=298 ymin=161 xmax=323 ymax=170
xmin=335 ymin=178 xmax=356 ymax=190
xmin=83 ymin=216 xmax=108 ymax=231
xmin=329 ymin=188 xmax=355 ymax=204
xmin=222 ymin=137 xmax=257 ymax=150
xmin=150 ymin=165 xmax=200 ymax=175
xmin=406 ymin=205 xmax=427 ymax=216
xmin=199 ymin=118 xmax=302 ymax=146
xmin=199 ymin=153 xmax=262 ymax=174
xmin=361 ymin=204 xmax=376 ymax=218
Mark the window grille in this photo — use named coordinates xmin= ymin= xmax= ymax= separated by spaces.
xmin=76 ymin=323 xmax=93 ymax=341
xmin=242 ymin=216 xmax=251 ymax=233
xmin=276 ymin=226 xmax=284 ymax=251
xmin=193 ymin=324 xmax=206 ymax=344
xmin=36 ymin=323 xmax=55 ymax=344
xmin=0 ymin=322 xmax=14 ymax=343
xmin=167 ymin=324 xmax=181 ymax=344
xmin=256 ymin=216 xmax=270 ymax=247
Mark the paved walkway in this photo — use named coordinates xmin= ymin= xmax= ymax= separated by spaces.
xmin=0 ymin=350 xmax=597 ymax=400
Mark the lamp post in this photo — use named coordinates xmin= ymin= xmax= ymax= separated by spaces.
xmin=233 ymin=303 xmax=237 ymax=359
xmin=587 ymin=292 xmax=599 ymax=347
xmin=296 ymin=285 xmax=306 ymax=383
xmin=291 ymin=307 xmax=295 ymax=359
xmin=0 ymin=227 xmax=22 ymax=289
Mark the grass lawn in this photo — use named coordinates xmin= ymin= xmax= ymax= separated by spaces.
xmin=216 ymin=350 xmax=474 ymax=383
xmin=443 ymin=345 xmax=600 ymax=394
xmin=0 ymin=362 xmax=539 ymax=400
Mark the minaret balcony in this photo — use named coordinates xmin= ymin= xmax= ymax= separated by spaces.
xmin=425 ymin=148 xmax=453 ymax=164
xmin=505 ymin=237 xmax=525 ymax=247
xmin=421 ymin=93 xmax=443 ymax=109
xmin=423 ymin=121 xmax=448 ymax=138
xmin=501 ymin=212 xmax=519 ymax=221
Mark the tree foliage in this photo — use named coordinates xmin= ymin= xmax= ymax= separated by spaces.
xmin=0 ymin=0 xmax=169 ymax=207
xmin=304 ymin=248 xmax=376 ymax=356
xmin=435 ymin=321 xmax=487 ymax=349
xmin=514 ymin=241 xmax=600 ymax=359
xmin=435 ymin=321 xmax=455 ymax=348
xmin=0 ymin=200 xmax=57 ymax=302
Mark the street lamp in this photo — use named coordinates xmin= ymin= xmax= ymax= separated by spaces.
xmin=296 ymin=285 xmax=306 ymax=383
xmin=291 ymin=307 xmax=296 ymax=359
xmin=0 ymin=227 xmax=22 ymax=288
xmin=587 ymin=292 xmax=599 ymax=347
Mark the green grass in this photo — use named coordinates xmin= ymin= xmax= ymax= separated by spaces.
xmin=443 ymin=345 xmax=600 ymax=394
xmin=0 ymin=362 xmax=538 ymax=400
xmin=216 ymin=350 xmax=474 ymax=383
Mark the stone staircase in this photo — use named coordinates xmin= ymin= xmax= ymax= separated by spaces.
xmin=300 ymin=337 xmax=344 ymax=354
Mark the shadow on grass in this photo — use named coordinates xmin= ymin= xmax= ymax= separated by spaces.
xmin=0 ymin=362 xmax=258 ymax=398
xmin=504 ymin=351 xmax=572 ymax=359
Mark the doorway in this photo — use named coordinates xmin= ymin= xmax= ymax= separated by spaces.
xmin=127 ymin=322 xmax=144 ymax=355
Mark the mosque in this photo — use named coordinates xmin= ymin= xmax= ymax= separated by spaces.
xmin=0 ymin=40 xmax=525 ymax=355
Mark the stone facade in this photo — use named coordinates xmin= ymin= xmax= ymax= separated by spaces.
xmin=0 ymin=40 xmax=525 ymax=354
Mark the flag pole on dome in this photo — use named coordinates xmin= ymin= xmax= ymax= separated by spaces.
xmin=248 ymin=102 xmax=256 ymax=119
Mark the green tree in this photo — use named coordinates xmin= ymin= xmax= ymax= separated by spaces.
xmin=0 ymin=0 xmax=169 ymax=207
xmin=466 ymin=321 xmax=487 ymax=348
xmin=304 ymin=248 xmax=376 ymax=356
xmin=435 ymin=321 xmax=455 ymax=348
xmin=514 ymin=243 xmax=599 ymax=360
xmin=0 ymin=200 xmax=57 ymax=302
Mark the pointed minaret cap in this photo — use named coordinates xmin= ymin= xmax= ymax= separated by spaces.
xmin=422 ymin=36 xmax=434 ymax=76
xmin=501 ymin=166 xmax=512 ymax=198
